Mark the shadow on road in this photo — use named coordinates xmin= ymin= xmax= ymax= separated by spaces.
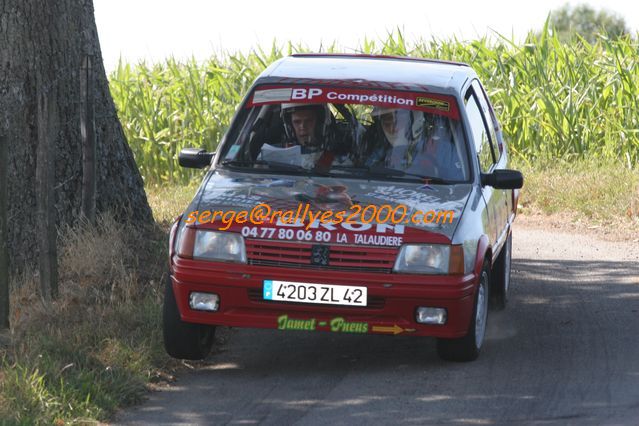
xmin=118 ymin=258 xmax=639 ymax=425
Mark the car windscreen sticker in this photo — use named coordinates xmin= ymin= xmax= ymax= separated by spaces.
xmin=252 ymin=87 xmax=293 ymax=104
xmin=416 ymin=97 xmax=450 ymax=112
xmin=248 ymin=86 xmax=460 ymax=120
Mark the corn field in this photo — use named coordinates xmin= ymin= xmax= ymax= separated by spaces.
xmin=109 ymin=28 xmax=639 ymax=185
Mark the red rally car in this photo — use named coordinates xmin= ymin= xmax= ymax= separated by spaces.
xmin=164 ymin=54 xmax=523 ymax=362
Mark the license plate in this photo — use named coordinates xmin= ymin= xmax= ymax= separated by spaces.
xmin=263 ymin=280 xmax=367 ymax=307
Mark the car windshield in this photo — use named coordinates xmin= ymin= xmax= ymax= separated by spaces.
xmin=220 ymin=85 xmax=470 ymax=182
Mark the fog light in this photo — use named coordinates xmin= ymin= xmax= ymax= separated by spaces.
xmin=416 ymin=307 xmax=447 ymax=325
xmin=189 ymin=292 xmax=219 ymax=311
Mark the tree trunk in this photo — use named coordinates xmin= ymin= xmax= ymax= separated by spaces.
xmin=36 ymin=84 xmax=59 ymax=300
xmin=80 ymin=54 xmax=97 ymax=223
xmin=0 ymin=135 xmax=9 ymax=328
xmin=0 ymin=0 xmax=153 ymax=271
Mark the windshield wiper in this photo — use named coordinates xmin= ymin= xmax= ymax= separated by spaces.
xmin=368 ymin=166 xmax=450 ymax=183
xmin=220 ymin=159 xmax=330 ymax=176
xmin=330 ymin=165 xmax=450 ymax=183
xmin=220 ymin=159 xmax=255 ymax=167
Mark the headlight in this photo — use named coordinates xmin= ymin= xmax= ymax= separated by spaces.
xmin=193 ymin=230 xmax=246 ymax=263
xmin=393 ymin=244 xmax=452 ymax=274
xmin=176 ymin=226 xmax=246 ymax=262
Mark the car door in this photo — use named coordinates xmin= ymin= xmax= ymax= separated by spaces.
xmin=472 ymin=80 xmax=511 ymax=250
xmin=464 ymin=83 xmax=500 ymax=247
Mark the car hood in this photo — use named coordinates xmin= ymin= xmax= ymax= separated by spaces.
xmin=191 ymin=169 xmax=472 ymax=244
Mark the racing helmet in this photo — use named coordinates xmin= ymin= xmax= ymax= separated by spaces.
xmin=280 ymin=103 xmax=332 ymax=146
xmin=371 ymin=106 xmax=425 ymax=145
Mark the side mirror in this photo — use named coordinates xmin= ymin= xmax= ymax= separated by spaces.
xmin=481 ymin=169 xmax=524 ymax=189
xmin=178 ymin=148 xmax=215 ymax=169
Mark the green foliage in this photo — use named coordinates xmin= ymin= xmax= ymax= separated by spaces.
xmin=550 ymin=4 xmax=629 ymax=43
xmin=109 ymin=30 xmax=639 ymax=185
xmin=109 ymin=43 xmax=300 ymax=185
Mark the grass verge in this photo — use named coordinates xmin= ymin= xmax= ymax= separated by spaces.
xmin=513 ymin=157 xmax=639 ymax=237
xmin=0 ymin=214 xmax=175 ymax=425
xmin=145 ymin=181 xmax=200 ymax=227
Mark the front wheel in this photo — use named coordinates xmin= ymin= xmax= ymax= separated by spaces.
xmin=436 ymin=260 xmax=490 ymax=362
xmin=163 ymin=275 xmax=215 ymax=360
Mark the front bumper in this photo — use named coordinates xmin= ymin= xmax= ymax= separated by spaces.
xmin=171 ymin=256 xmax=478 ymax=338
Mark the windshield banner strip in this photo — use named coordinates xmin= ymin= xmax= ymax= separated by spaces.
xmin=248 ymin=86 xmax=460 ymax=120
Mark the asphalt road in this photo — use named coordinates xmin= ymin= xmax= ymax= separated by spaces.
xmin=117 ymin=225 xmax=639 ymax=425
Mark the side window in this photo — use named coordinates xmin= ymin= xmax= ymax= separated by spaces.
xmin=464 ymin=90 xmax=495 ymax=172
xmin=472 ymin=80 xmax=502 ymax=159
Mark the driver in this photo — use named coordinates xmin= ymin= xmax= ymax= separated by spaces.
xmin=259 ymin=103 xmax=333 ymax=169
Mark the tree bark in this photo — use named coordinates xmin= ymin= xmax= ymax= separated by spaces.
xmin=81 ymin=54 xmax=97 ymax=223
xmin=0 ymin=0 xmax=153 ymax=271
xmin=36 ymin=84 xmax=58 ymax=300
xmin=0 ymin=135 xmax=9 ymax=328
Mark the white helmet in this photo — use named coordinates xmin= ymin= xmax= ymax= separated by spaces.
xmin=371 ymin=107 xmax=425 ymax=146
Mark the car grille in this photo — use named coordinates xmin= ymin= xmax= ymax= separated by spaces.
xmin=245 ymin=239 xmax=398 ymax=273
xmin=247 ymin=288 xmax=385 ymax=309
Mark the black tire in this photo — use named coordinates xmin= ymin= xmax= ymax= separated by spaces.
xmin=436 ymin=260 xmax=490 ymax=362
xmin=163 ymin=275 xmax=215 ymax=360
xmin=490 ymin=232 xmax=512 ymax=311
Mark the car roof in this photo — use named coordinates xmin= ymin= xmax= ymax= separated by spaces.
xmin=255 ymin=54 xmax=476 ymax=95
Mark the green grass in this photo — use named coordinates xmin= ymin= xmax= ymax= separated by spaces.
xmin=0 ymin=215 xmax=172 ymax=425
xmin=514 ymin=157 xmax=639 ymax=228
xmin=1 ymin=298 xmax=163 ymax=424
xmin=146 ymin=181 xmax=201 ymax=226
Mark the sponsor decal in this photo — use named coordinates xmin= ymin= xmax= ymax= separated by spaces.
xmin=293 ymin=184 xmax=353 ymax=211
xmin=416 ymin=97 xmax=450 ymax=112
xmin=200 ymin=190 xmax=265 ymax=209
xmin=353 ymin=234 xmax=404 ymax=246
xmin=275 ymin=315 xmax=413 ymax=335
xmin=365 ymin=185 xmax=443 ymax=205
xmin=329 ymin=317 xmax=368 ymax=333
xmin=249 ymin=85 xmax=460 ymax=120
xmin=252 ymin=87 xmax=293 ymax=103
xmin=276 ymin=315 xmax=369 ymax=334
xmin=371 ymin=325 xmax=416 ymax=335
xmin=239 ymin=221 xmax=404 ymax=246
xmin=277 ymin=315 xmax=316 ymax=331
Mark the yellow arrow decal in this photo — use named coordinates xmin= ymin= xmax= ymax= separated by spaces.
xmin=372 ymin=324 xmax=406 ymax=335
